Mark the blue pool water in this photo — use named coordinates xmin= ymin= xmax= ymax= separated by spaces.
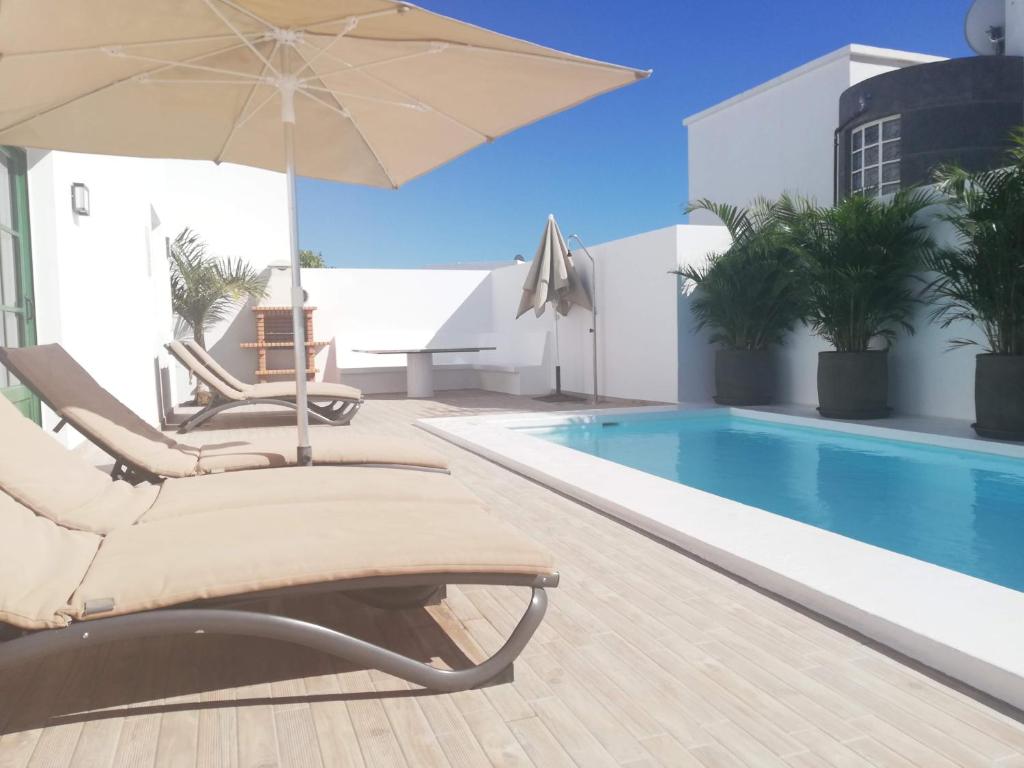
xmin=519 ymin=413 xmax=1024 ymax=592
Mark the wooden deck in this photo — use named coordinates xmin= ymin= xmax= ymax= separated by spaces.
xmin=2 ymin=390 xmax=1023 ymax=767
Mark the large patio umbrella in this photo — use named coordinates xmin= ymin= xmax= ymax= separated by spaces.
xmin=516 ymin=214 xmax=592 ymax=400
xmin=0 ymin=1 xmax=648 ymax=464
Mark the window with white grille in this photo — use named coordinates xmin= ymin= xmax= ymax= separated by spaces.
xmin=851 ymin=116 xmax=901 ymax=197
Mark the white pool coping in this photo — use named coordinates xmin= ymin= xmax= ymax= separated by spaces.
xmin=418 ymin=405 xmax=1024 ymax=711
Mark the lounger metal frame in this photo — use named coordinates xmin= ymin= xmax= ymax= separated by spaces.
xmin=165 ymin=343 xmax=363 ymax=432
xmin=177 ymin=393 xmax=361 ymax=433
xmin=0 ymin=572 xmax=557 ymax=693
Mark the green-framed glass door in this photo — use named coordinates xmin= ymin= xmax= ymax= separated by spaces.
xmin=0 ymin=146 xmax=39 ymax=423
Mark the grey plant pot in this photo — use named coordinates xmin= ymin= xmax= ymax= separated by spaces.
xmin=714 ymin=349 xmax=774 ymax=406
xmin=817 ymin=350 xmax=890 ymax=419
xmin=973 ymin=353 xmax=1024 ymax=440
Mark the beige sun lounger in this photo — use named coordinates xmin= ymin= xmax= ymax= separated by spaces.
xmin=0 ymin=344 xmax=447 ymax=483
xmin=0 ymin=396 xmax=556 ymax=691
xmin=167 ymin=340 xmax=362 ymax=431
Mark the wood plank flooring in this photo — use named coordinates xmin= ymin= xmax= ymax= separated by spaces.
xmin=2 ymin=390 xmax=1022 ymax=767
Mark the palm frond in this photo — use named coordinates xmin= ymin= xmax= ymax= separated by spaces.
xmin=674 ymin=198 xmax=805 ymax=350
xmin=167 ymin=228 xmax=267 ymax=346
xmin=785 ymin=188 xmax=937 ymax=352
xmin=925 ymin=129 xmax=1024 ymax=355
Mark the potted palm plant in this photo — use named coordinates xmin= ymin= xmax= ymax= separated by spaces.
xmin=168 ymin=228 xmax=267 ymax=403
xmin=675 ymin=198 xmax=804 ymax=405
xmin=785 ymin=189 xmax=937 ymax=419
xmin=927 ymin=129 xmax=1024 ymax=439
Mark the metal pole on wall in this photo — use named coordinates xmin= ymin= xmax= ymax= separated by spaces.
xmin=568 ymin=235 xmax=598 ymax=405
xmin=553 ymin=309 xmax=562 ymax=395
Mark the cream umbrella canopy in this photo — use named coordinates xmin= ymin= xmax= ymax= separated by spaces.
xmin=0 ymin=0 xmax=648 ymax=464
xmin=516 ymin=214 xmax=593 ymax=400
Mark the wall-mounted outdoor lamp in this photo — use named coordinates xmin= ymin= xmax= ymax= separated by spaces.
xmin=70 ymin=182 xmax=90 ymax=216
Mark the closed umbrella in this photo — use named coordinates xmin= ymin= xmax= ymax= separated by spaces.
xmin=0 ymin=1 xmax=648 ymax=464
xmin=516 ymin=214 xmax=592 ymax=400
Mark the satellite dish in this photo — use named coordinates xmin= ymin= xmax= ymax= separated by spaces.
xmin=965 ymin=0 xmax=1006 ymax=55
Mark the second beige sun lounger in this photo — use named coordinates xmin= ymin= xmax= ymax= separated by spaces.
xmin=0 ymin=397 xmax=557 ymax=691
xmin=0 ymin=344 xmax=447 ymax=482
xmin=167 ymin=340 xmax=363 ymax=431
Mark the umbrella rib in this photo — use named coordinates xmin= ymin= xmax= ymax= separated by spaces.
xmin=205 ymin=0 xmax=275 ymax=32
xmin=297 ymin=88 xmax=399 ymax=189
xmin=346 ymin=36 xmax=650 ymax=78
xmin=297 ymin=44 xmax=490 ymax=141
xmin=290 ymin=41 xmax=399 ymax=187
xmin=111 ymin=51 xmax=268 ymax=84
xmin=300 ymin=84 xmax=421 ymax=112
xmin=202 ymin=0 xmax=279 ymax=76
xmin=293 ymin=7 xmax=405 ymax=78
xmin=1 ymin=33 xmax=254 ymax=59
xmin=296 ymin=44 xmax=447 ymax=84
xmin=0 ymin=40 xmax=254 ymax=135
xmin=215 ymin=41 xmax=281 ymax=163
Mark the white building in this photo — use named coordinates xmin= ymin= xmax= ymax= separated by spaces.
xmin=684 ymin=45 xmax=943 ymax=221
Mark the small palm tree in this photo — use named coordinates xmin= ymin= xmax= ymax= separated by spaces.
xmin=168 ymin=228 xmax=267 ymax=348
xmin=784 ymin=189 xmax=937 ymax=352
xmin=926 ymin=128 xmax=1024 ymax=355
xmin=675 ymin=197 xmax=805 ymax=350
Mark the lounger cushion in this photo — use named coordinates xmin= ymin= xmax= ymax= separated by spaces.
xmin=0 ymin=344 xmax=202 ymax=478
xmin=0 ymin=395 xmax=157 ymax=532
xmin=145 ymin=466 xmax=467 ymax=522
xmin=245 ymin=381 xmax=362 ymax=401
xmin=194 ymin=434 xmax=448 ymax=474
xmin=0 ymin=491 xmax=100 ymax=629
xmin=72 ymin=496 xmax=556 ymax=619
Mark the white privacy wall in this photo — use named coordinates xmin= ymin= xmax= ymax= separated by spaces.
xmin=684 ymin=45 xmax=944 ymax=222
xmin=203 ymin=225 xmax=726 ymax=405
xmin=24 ymin=149 xmax=288 ymax=443
xmin=557 ymin=225 xmax=730 ymax=404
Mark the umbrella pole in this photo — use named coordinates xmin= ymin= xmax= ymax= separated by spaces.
xmin=280 ymin=54 xmax=312 ymax=466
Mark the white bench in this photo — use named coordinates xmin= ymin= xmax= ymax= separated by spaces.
xmin=338 ymin=332 xmax=551 ymax=396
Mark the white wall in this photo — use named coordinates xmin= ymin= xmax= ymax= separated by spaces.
xmin=684 ymin=46 xmax=944 ymax=223
xmin=23 ymin=150 xmax=288 ymax=443
xmin=200 ymin=225 xmax=721 ymax=405
xmin=27 ymin=150 xmax=171 ymax=438
xmin=674 ymin=225 xmax=735 ymax=402
xmin=205 ymin=263 xmax=557 ymax=395
xmin=556 ymin=225 xmax=730 ymax=405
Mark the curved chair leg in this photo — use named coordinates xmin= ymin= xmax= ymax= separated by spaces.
xmin=309 ymin=399 xmax=362 ymax=426
xmin=177 ymin=399 xmax=254 ymax=433
xmin=181 ymin=398 xmax=363 ymax=432
xmin=0 ymin=588 xmax=548 ymax=692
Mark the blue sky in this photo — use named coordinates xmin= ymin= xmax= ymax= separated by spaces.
xmin=297 ymin=1 xmax=973 ymax=267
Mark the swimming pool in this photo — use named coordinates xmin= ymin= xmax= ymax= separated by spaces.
xmin=519 ymin=412 xmax=1024 ymax=592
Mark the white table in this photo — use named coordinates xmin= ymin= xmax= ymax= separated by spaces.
xmin=353 ymin=346 xmax=497 ymax=398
